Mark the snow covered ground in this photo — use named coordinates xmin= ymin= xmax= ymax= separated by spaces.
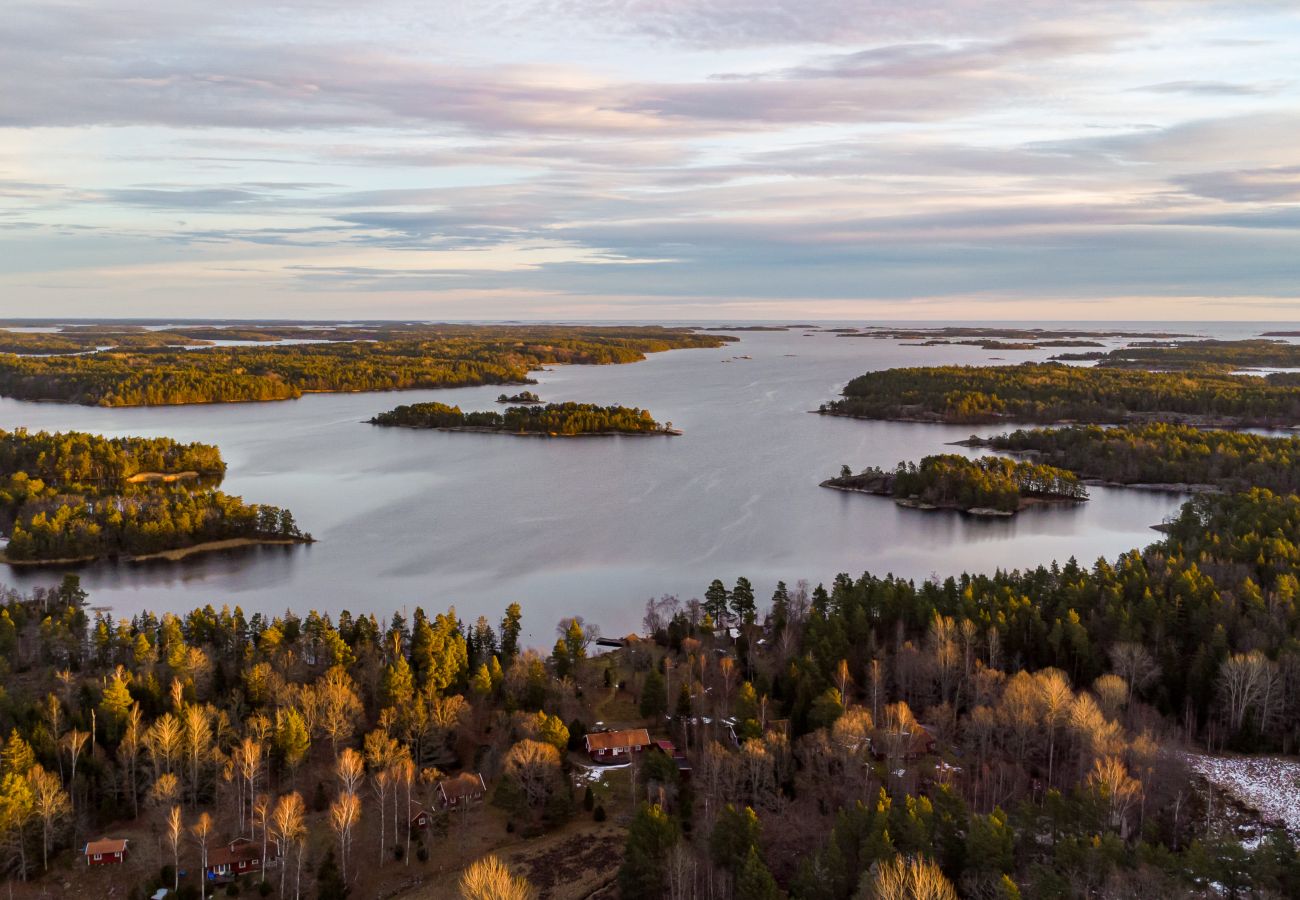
xmin=1186 ymin=754 xmax=1300 ymax=836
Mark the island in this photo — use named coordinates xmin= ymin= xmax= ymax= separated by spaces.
xmin=496 ymin=391 xmax=542 ymax=404
xmin=1089 ymin=338 xmax=1300 ymax=370
xmin=819 ymin=362 xmax=1300 ymax=427
xmin=370 ymin=401 xmax=679 ymax=436
xmin=822 ymin=454 xmax=1087 ymax=515
xmin=0 ymin=428 xmax=310 ymax=563
xmin=962 ymin=423 xmax=1300 ymax=495
xmin=0 ymin=323 xmax=733 ymax=406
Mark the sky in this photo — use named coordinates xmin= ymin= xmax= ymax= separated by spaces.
xmin=2 ymin=0 xmax=1299 ymax=321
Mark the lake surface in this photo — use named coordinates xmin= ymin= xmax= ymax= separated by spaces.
xmin=0 ymin=322 xmax=1264 ymax=641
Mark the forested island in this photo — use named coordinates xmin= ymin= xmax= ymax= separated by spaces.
xmin=967 ymin=423 xmax=1300 ymax=494
xmin=819 ymin=362 xmax=1300 ymax=427
xmin=823 ymin=454 xmax=1087 ymax=514
xmin=370 ymin=401 xmax=676 ymax=436
xmin=1088 ymin=339 xmax=1300 ymax=370
xmin=496 ymin=391 xmax=541 ymax=404
xmin=0 ymin=325 xmax=731 ymax=406
xmin=0 ymin=429 xmax=308 ymax=564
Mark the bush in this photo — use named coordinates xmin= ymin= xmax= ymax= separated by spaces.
xmin=416 ymin=845 xmax=429 ymax=863
xmin=583 ymin=785 xmax=595 ymax=811
xmin=225 ymin=884 xmax=240 ymax=896
xmin=258 ymin=880 xmax=273 ymax=897
xmin=391 ymin=844 xmax=404 ymax=862
xmin=160 ymin=864 xmax=176 ymax=886
xmin=594 ymin=805 xmax=607 ymax=822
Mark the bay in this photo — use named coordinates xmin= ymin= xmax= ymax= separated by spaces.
xmin=0 ymin=324 xmax=1222 ymax=640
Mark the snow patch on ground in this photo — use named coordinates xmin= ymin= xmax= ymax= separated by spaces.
xmin=1185 ymin=753 xmax=1300 ymax=836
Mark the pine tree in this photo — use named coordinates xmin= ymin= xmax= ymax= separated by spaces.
xmin=640 ymin=668 xmax=667 ymax=718
xmin=736 ymin=846 xmax=781 ymax=900
xmin=382 ymin=655 xmax=415 ymax=708
xmin=704 ymin=580 xmax=730 ymax=628
xmin=731 ymin=577 xmax=756 ymax=625
xmin=618 ymin=803 xmax=679 ymax=898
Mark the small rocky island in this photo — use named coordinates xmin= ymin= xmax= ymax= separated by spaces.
xmin=497 ymin=391 xmax=542 ymax=404
xmin=822 ymin=454 xmax=1087 ymax=516
xmin=370 ymin=401 xmax=680 ymax=436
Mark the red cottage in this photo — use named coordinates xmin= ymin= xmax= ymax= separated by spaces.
xmin=204 ymin=837 xmax=279 ymax=884
xmin=437 ymin=772 xmax=488 ymax=809
xmin=585 ymin=728 xmax=651 ymax=763
xmin=85 ymin=838 xmax=128 ymax=866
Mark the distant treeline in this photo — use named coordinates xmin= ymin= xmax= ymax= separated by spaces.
xmin=0 ymin=428 xmax=305 ymax=562
xmin=982 ymin=424 xmax=1300 ymax=493
xmin=0 ymin=326 xmax=731 ymax=406
xmin=371 ymin=401 xmax=672 ymax=436
xmin=820 ymin=363 xmax=1300 ymax=426
xmin=826 ymin=454 xmax=1086 ymax=513
xmin=1093 ymin=339 xmax=1300 ymax=370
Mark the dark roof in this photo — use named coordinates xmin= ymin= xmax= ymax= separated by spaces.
xmin=438 ymin=772 xmax=486 ymax=800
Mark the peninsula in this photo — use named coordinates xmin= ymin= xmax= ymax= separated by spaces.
xmin=0 ymin=428 xmax=310 ymax=563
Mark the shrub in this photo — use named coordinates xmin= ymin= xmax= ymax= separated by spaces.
xmin=594 ymin=805 xmax=607 ymax=822
xmin=416 ymin=845 xmax=429 ymax=863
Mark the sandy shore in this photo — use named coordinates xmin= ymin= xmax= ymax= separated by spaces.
xmin=1 ymin=536 xmax=312 ymax=567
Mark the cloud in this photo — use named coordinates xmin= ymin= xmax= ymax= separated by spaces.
xmin=1173 ymin=166 xmax=1300 ymax=202
xmin=1133 ymin=80 xmax=1284 ymax=96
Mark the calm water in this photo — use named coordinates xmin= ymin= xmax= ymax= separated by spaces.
xmin=2 ymin=322 xmax=1274 ymax=640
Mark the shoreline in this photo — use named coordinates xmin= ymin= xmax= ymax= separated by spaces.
xmin=813 ymin=409 xmax=1300 ymax=431
xmin=1 ymin=536 xmax=313 ymax=568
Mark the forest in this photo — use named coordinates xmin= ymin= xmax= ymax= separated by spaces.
xmin=0 ymin=473 xmax=1298 ymax=898
xmin=0 ymin=429 xmax=305 ymax=563
xmin=370 ymin=402 xmax=674 ymax=436
xmin=1091 ymin=340 xmax=1300 ymax=371
xmin=0 ymin=325 xmax=730 ymax=406
xmin=820 ymin=363 xmax=1300 ymax=427
xmin=823 ymin=455 xmax=1087 ymax=513
xmin=977 ymin=424 xmax=1300 ymax=494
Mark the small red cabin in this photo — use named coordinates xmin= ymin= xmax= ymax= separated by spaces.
xmin=585 ymin=728 xmax=651 ymax=763
xmin=437 ymin=772 xmax=487 ymax=809
xmin=85 ymin=838 xmax=128 ymax=866
xmin=204 ymin=837 xmax=279 ymax=883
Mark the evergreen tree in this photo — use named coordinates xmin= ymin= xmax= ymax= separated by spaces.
xmin=710 ymin=804 xmax=761 ymax=873
xmin=704 ymin=580 xmax=730 ymax=628
xmin=736 ymin=846 xmax=782 ymax=900
xmin=618 ymin=803 xmax=679 ymax=899
xmin=640 ymin=668 xmax=667 ymax=718
xmin=500 ymin=603 xmax=523 ymax=663
xmin=731 ymin=577 xmax=756 ymax=625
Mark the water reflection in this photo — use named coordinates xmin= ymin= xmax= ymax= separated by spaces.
xmin=0 ymin=326 xmax=1197 ymax=634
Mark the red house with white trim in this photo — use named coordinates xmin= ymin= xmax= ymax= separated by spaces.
xmin=85 ymin=838 xmax=128 ymax=866
xmin=584 ymin=728 xmax=650 ymax=763
xmin=204 ymin=837 xmax=279 ymax=883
